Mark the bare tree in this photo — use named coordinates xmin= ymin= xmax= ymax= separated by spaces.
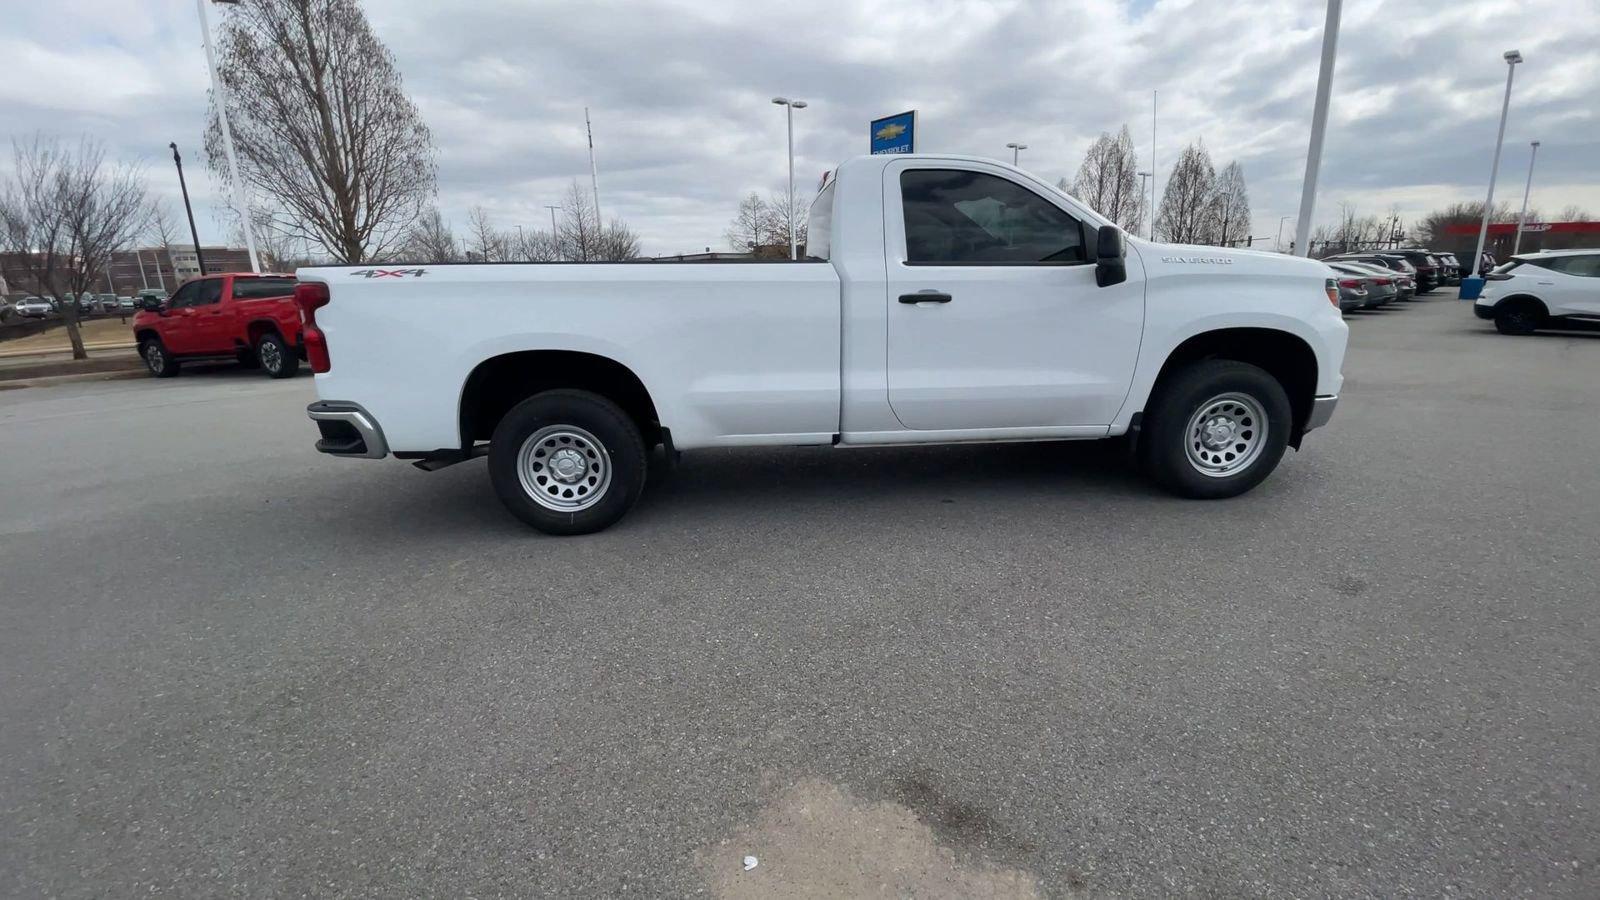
xmin=551 ymin=181 xmax=641 ymax=261
xmin=205 ymin=0 xmax=435 ymax=264
xmin=0 ymin=135 xmax=149 ymax=359
xmin=1072 ymin=125 xmax=1142 ymax=232
xmin=1155 ymin=141 xmax=1216 ymax=244
xmin=465 ymin=206 xmax=507 ymax=262
xmin=402 ymin=206 xmax=461 ymax=262
xmin=726 ymin=193 xmax=773 ymax=253
xmin=762 ymin=191 xmax=809 ymax=257
xmin=1208 ymin=161 xmax=1251 ymax=246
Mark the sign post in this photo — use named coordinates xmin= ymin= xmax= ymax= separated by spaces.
xmin=870 ymin=111 xmax=917 ymax=155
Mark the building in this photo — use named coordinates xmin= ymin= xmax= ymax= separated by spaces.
xmin=3 ymin=245 xmax=255 ymax=299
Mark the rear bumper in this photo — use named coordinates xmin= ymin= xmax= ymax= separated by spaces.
xmin=307 ymin=401 xmax=388 ymax=459
xmin=1304 ymin=394 xmax=1338 ymax=433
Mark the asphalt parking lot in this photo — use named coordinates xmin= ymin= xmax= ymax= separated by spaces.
xmin=2 ymin=296 xmax=1597 ymax=897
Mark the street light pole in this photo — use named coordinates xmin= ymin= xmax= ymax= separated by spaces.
xmin=1137 ymin=172 xmax=1151 ymax=237
xmin=1466 ymin=49 xmax=1523 ymax=293
xmin=196 ymin=0 xmax=259 ymax=272
xmin=170 ymin=143 xmax=207 ymax=277
xmin=1277 ymin=216 xmax=1293 ymax=252
xmin=772 ymin=97 xmax=808 ymax=260
xmin=1150 ymin=90 xmax=1157 ymax=240
xmin=1512 ymin=140 xmax=1540 ymax=256
xmin=1005 ymin=142 xmax=1028 ymax=165
xmin=545 ymin=205 xmax=560 ymax=235
xmin=1293 ymin=0 xmax=1342 ymax=257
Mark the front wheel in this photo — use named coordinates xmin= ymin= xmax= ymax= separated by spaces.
xmin=1140 ymin=360 xmax=1292 ymax=499
xmin=488 ymin=390 xmax=648 ymax=535
xmin=140 ymin=339 xmax=179 ymax=378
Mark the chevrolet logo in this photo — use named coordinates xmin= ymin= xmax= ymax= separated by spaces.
xmin=875 ymin=122 xmax=907 ymax=141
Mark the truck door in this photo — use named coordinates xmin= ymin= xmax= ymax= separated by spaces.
xmin=159 ymin=281 xmax=203 ymax=353
xmin=882 ymin=160 xmax=1144 ymax=430
xmin=190 ymin=277 xmax=231 ymax=353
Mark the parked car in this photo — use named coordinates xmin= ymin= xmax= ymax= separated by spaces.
xmin=15 ymin=296 xmax=54 ymax=318
xmin=297 ymin=153 xmax=1349 ymax=535
xmin=117 ymin=295 xmax=136 ymax=312
xmin=1433 ymin=252 xmax=1462 ymax=285
xmin=1325 ymin=255 xmax=1414 ymax=293
xmin=1326 ymin=267 xmax=1370 ymax=311
xmin=97 ymin=293 xmax=119 ymax=313
xmin=1337 ymin=260 xmax=1415 ymax=300
xmin=1329 ymin=263 xmax=1397 ymax=308
xmin=1473 ymin=250 xmax=1600 ymax=334
xmin=1477 ymin=252 xmax=1497 ymax=276
xmin=133 ymin=273 xmax=303 ymax=378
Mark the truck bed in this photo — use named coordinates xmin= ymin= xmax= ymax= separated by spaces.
xmin=298 ymin=262 xmax=843 ymax=452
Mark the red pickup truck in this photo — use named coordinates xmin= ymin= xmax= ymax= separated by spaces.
xmin=133 ymin=273 xmax=303 ymax=378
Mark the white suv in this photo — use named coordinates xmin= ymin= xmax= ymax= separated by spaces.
xmin=1474 ymin=250 xmax=1600 ymax=334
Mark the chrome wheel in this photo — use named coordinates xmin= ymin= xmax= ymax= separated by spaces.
xmin=258 ymin=338 xmax=282 ymax=373
xmin=516 ymin=424 xmax=612 ymax=512
xmin=144 ymin=343 xmax=164 ymax=374
xmin=1184 ymin=392 xmax=1267 ymax=478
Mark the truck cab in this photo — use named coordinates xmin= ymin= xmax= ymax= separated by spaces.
xmin=133 ymin=272 xmax=302 ymax=378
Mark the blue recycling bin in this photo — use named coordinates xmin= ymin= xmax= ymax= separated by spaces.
xmin=1458 ymin=276 xmax=1485 ymax=300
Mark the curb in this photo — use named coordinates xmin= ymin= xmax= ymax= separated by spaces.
xmin=0 ymin=367 xmax=147 ymax=391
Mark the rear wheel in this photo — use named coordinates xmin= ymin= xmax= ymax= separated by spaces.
xmin=1140 ymin=360 xmax=1292 ymax=499
xmin=488 ymin=390 xmax=647 ymax=535
xmin=140 ymin=338 xmax=179 ymax=378
xmin=256 ymin=331 xmax=300 ymax=378
xmin=1494 ymin=300 xmax=1542 ymax=335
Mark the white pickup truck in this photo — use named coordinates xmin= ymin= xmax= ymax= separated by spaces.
xmin=298 ymin=154 xmax=1347 ymax=534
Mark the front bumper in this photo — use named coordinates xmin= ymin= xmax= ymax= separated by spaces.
xmin=307 ymin=401 xmax=388 ymax=459
xmin=1304 ymin=394 xmax=1338 ymax=433
xmin=1473 ymin=300 xmax=1497 ymax=319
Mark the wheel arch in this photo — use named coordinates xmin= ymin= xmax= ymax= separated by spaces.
xmin=245 ymin=319 xmax=285 ymax=345
xmin=458 ymin=350 xmax=661 ymax=452
xmin=1492 ymin=293 xmax=1550 ymax=316
xmin=1147 ymin=327 xmax=1319 ymax=447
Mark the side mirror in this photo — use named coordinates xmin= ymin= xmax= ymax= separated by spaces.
xmin=1095 ymin=224 xmax=1127 ymax=288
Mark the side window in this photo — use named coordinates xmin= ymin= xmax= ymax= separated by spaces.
xmin=805 ymin=181 xmax=835 ymax=261
xmin=900 ymin=169 xmax=1085 ymax=265
xmin=1542 ymin=255 xmax=1600 ymax=277
xmin=167 ymin=282 xmax=199 ymax=309
xmin=194 ymin=279 xmax=224 ymax=306
xmin=231 ymin=278 xmax=297 ymax=299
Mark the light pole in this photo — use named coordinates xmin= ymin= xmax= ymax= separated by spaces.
xmin=1277 ymin=216 xmax=1293 ymax=252
xmin=1512 ymin=140 xmax=1540 ymax=256
xmin=545 ymin=205 xmax=561 ymax=234
xmin=1293 ymin=0 xmax=1342 ymax=257
xmin=1150 ymin=90 xmax=1157 ymax=239
xmin=1006 ymin=142 xmax=1028 ymax=165
xmin=772 ymin=97 xmax=808 ymax=259
xmin=170 ymin=143 xmax=207 ymax=276
xmin=1137 ymin=172 xmax=1152 ymax=238
xmin=1464 ymin=49 xmax=1523 ymax=294
xmin=196 ymin=0 xmax=259 ymax=272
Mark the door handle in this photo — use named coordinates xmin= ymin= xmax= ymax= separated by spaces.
xmin=899 ymin=291 xmax=952 ymax=304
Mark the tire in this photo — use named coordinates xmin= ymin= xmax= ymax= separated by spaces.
xmin=140 ymin=338 xmax=179 ymax=378
xmin=1139 ymin=360 xmax=1293 ymax=499
xmin=1493 ymin=300 xmax=1541 ymax=335
xmin=488 ymin=390 xmax=648 ymax=535
xmin=256 ymin=331 xmax=300 ymax=378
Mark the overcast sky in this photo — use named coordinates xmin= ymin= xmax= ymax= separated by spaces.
xmin=4 ymin=0 xmax=1597 ymax=256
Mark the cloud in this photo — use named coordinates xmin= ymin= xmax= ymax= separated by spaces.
xmin=4 ymin=0 xmax=1597 ymax=255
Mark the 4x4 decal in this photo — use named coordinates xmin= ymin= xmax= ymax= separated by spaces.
xmin=348 ymin=268 xmax=427 ymax=278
